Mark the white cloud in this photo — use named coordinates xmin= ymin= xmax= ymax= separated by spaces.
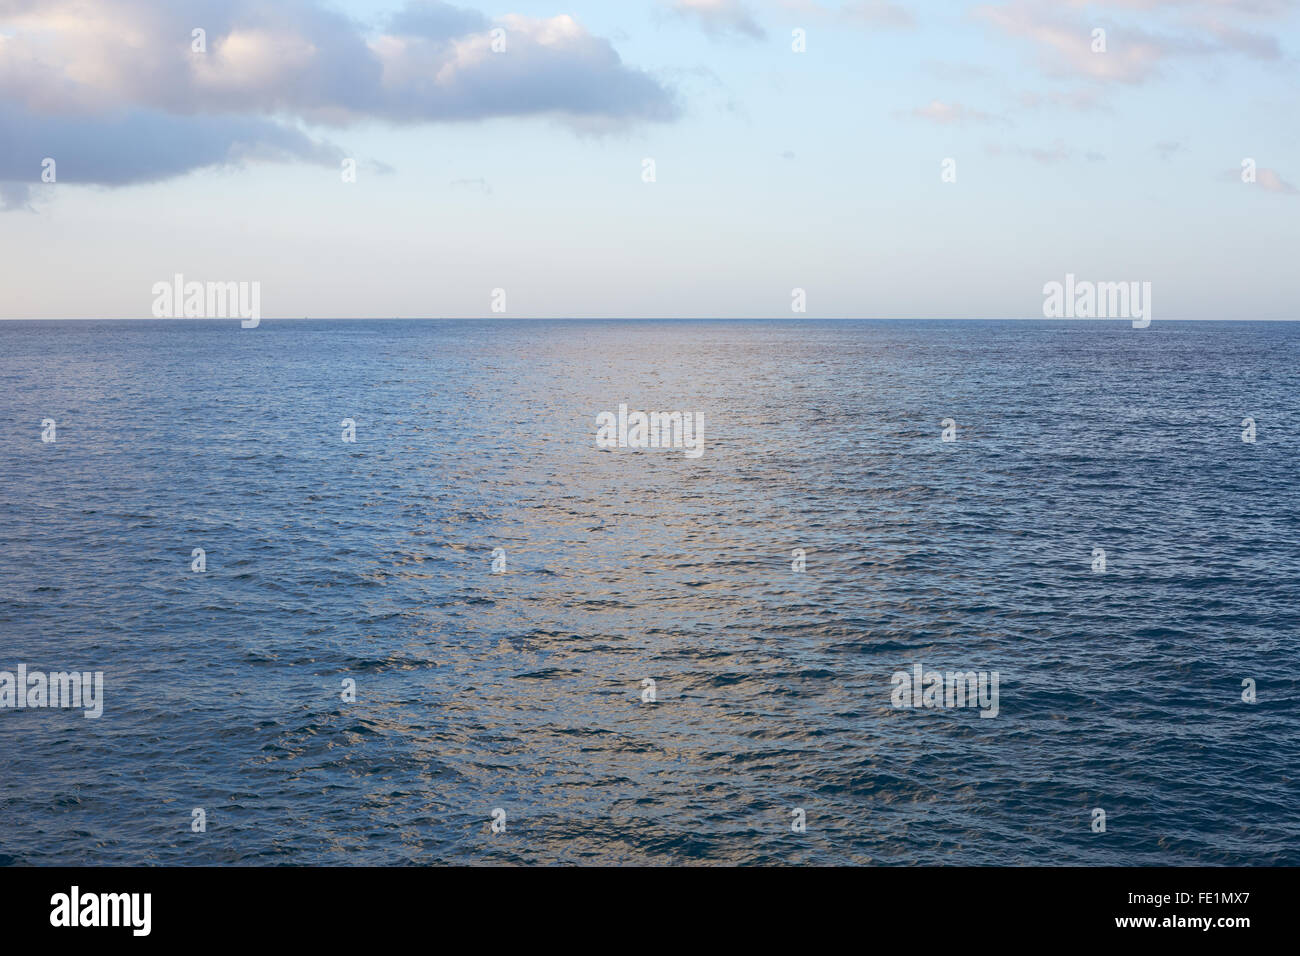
xmin=0 ymin=0 xmax=678 ymax=206
xmin=776 ymin=0 xmax=914 ymax=29
xmin=1255 ymin=167 xmax=1298 ymax=193
xmin=977 ymin=0 xmax=1292 ymax=88
xmin=908 ymin=100 xmax=1007 ymax=125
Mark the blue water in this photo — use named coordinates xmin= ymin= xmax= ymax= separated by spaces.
xmin=1 ymin=319 xmax=1296 ymax=865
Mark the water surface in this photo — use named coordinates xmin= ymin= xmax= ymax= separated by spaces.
xmin=1 ymin=319 xmax=1296 ymax=865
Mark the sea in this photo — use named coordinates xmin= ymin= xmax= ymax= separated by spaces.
xmin=0 ymin=319 xmax=1296 ymax=865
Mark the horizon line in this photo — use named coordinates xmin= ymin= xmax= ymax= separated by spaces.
xmin=1 ymin=316 xmax=1295 ymax=323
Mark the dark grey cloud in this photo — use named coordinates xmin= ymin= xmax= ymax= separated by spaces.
xmin=0 ymin=104 xmax=342 ymax=186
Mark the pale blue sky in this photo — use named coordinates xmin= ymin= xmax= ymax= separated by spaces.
xmin=1 ymin=0 xmax=1297 ymax=318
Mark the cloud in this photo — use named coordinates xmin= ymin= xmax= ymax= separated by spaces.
xmin=907 ymin=100 xmax=1008 ymax=125
xmin=388 ymin=1 xmax=489 ymax=37
xmin=1199 ymin=19 xmax=1282 ymax=59
xmin=1017 ymin=88 xmax=1108 ymax=111
xmin=0 ymin=102 xmax=342 ymax=187
xmin=0 ymin=0 xmax=677 ymax=207
xmin=659 ymin=64 xmax=749 ymax=118
xmin=925 ymin=60 xmax=997 ymax=81
xmin=986 ymin=141 xmax=1106 ymax=163
xmin=0 ymin=1 xmax=677 ymax=124
xmin=0 ymin=181 xmax=34 ymax=212
xmin=1220 ymin=164 xmax=1297 ymax=193
xmin=1240 ymin=167 xmax=1299 ymax=193
xmin=840 ymin=1 xmax=915 ymax=28
xmin=1058 ymin=0 xmax=1290 ymax=12
xmin=976 ymin=3 xmax=1176 ymax=83
xmin=1017 ymin=142 xmax=1072 ymax=163
xmin=667 ymin=0 xmax=767 ymax=40
xmin=985 ymin=142 xmax=1054 ymax=163
xmin=1256 ymin=168 xmax=1298 ymax=193
xmin=976 ymin=0 xmax=1291 ymax=85
xmin=777 ymin=0 xmax=914 ymax=28
xmin=450 ymin=176 xmax=493 ymax=193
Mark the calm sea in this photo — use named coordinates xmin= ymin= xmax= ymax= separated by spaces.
xmin=1 ymin=319 xmax=1296 ymax=865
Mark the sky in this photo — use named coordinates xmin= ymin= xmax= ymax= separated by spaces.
xmin=1 ymin=0 xmax=1297 ymax=319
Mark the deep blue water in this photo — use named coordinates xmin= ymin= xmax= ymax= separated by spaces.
xmin=0 ymin=319 xmax=1296 ymax=865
